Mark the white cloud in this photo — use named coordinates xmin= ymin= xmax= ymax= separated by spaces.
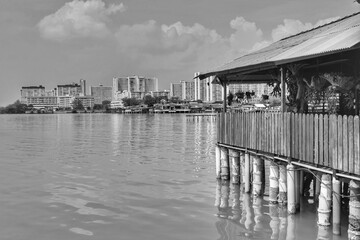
xmin=38 ymin=0 xmax=125 ymax=41
xmin=271 ymin=17 xmax=340 ymax=41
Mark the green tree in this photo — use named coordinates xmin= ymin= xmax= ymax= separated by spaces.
xmin=102 ymin=100 xmax=111 ymax=110
xmin=227 ymin=92 xmax=234 ymax=106
xmin=143 ymin=95 xmax=156 ymax=107
xmin=122 ymin=97 xmax=140 ymax=107
xmin=72 ymin=99 xmax=84 ymax=111
xmin=1 ymin=100 xmax=27 ymax=114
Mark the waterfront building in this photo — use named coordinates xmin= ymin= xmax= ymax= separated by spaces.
xmin=152 ymin=90 xmax=170 ymax=98
xmin=74 ymin=96 xmax=94 ymax=109
xmin=57 ymin=96 xmax=74 ymax=109
xmin=112 ymin=76 xmax=159 ymax=101
xmin=181 ymin=81 xmax=195 ymax=101
xmin=57 ymin=83 xmax=82 ymax=97
xmin=194 ymin=74 xmax=223 ymax=102
xmin=89 ymin=85 xmax=112 ymax=104
xmin=170 ymin=82 xmax=182 ymax=99
xmin=80 ymin=79 xmax=86 ymax=96
xmin=20 ymin=85 xmax=46 ymax=104
xmin=26 ymin=96 xmax=58 ymax=109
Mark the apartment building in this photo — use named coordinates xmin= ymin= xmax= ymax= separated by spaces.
xmin=89 ymin=85 xmax=112 ymax=104
xmin=112 ymin=76 xmax=158 ymax=101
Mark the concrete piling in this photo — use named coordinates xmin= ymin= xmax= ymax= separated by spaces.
xmin=244 ymin=152 xmax=251 ymax=193
xmin=215 ymin=145 xmax=221 ymax=179
xmin=220 ymin=147 xmax=229 ymax=180
xmin=332 ymin=176 xmax=341 ymax=235
xmin=269 ymin=161 xmax=279 ymax=204
xmin=287 ymin=163 xmax=296 ymax=214
xmin=229 ymin=149 xmax=240 ymax=184
xmin=278 ymin=164 xmax=287 ymax=205
xmin=317 ymin=174 xmax=332 ymax=227
xmin=252 ymin=155 xmax=263 ymax=196
xmin=348 ymin=180 xmax=360 ymax=240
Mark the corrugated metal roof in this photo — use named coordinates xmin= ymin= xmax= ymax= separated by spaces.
xmin=201 ymin=12 xmax=360 ymax=78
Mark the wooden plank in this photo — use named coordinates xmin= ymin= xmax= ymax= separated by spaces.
xmin=286 ymin=113 xmax=290 ymax=157
xmin=343 ymin=115 xmax=349 ymax=173
xmin=309 ymin=114 xmax=314 ymax=164
xmin=332 ymin=114 xmax=338 ymax=171
xmin=337 ymin=115 xmax=343 ymax=172
xmin=291 ymin=113 xmax=295 ymax=159
xmin=305 ymin=114 xmax=310 ymax=163
xmin=328 ymin=114 xmax=333 ymax=168
xmin=323 ymin=115 xmax=329 ymax=167
xmin=314 ymin=114 xmax=319 ymax=165
xmin=278 ymin=113 xmax=282 ymax=155
xmin=294 ymin=113 xmax=299 ymax=160
xmin=302 ymin=114 xmax=306 ymax=161
xmin=319 ymin=114 xmax=324 ymax=165
xmin=354 ymin=116 xmax=360 ymax=175
xmin=348 ymin=116 xmax=354 ymax=174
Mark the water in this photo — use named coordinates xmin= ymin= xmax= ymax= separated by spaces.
xmin=0 ymin=114 xmax=348 ymax=239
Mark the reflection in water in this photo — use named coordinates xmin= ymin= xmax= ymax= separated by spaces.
xmin=213 ymin=181 xmax=342 ymax=240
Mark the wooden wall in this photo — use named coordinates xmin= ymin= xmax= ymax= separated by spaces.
xmin=218 ymin=112 xmax=360 ymax=175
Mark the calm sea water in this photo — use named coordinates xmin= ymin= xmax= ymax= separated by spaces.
xmin=0 ymin=114 xmax=348 ymax=240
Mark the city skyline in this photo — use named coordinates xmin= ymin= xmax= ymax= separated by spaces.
xmin=0 ymin=0 xmax=357 ymax=107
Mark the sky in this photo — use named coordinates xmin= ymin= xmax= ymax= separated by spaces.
xmin=0 ymin=0 xmax=358 ymax=106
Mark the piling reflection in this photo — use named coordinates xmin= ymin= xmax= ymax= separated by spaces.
xmin=213 ymin=180 xmax=336 ymax=240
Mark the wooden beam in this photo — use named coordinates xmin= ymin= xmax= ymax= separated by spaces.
xmin=226 ymin=74 xmax=277 ymax=81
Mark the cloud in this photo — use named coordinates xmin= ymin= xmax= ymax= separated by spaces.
xmin=38 ymin=0 xmax=125 ymax=41
xmin=271 ymin=17 xmax=340 ymax=41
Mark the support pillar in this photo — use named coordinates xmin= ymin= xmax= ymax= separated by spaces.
xmin=278 ymin=164 xmax=287 ymax=205
xmin=315 ymin=172 xmax=322 ymax=201
xmin=244 ymin=152 xmax=251 ymax=193
xmin=229 ymin=149 xmax=240 ymax=184
xmin=269 ymin=161 xmax=279 ymax=204
xmin=317 ymin=174 xmax=331 ymax=227
xmin=215 ymin=145 xmax=221 ymax=179
xmin=220 ymin=147 xmax=229 ymax=180
xmin=295 ymin=169 xmax=300 ymax=211
xmin=253 ymin=196 xmax=265 ymax=232
xmin=332 ymin=176 xmax=341 ymax=235
xmin=219 ymin=180 xmax=230 ymax=218
xmin=252 ymin=155 xmax=263 ymax=196
xmin=230 ymin=184 xmax=241 ymax=221
xmin=287 ymin=163 xmax=296 ymax=214
xmin=240 ymin=151 xmax=245 ymax=191
xmin=348 ymin=180 xmax=360 ymax=240
xmin=286 ymin=215 xmax=296 ymax=240
xmin=278 ymin=206 xmax=287 ymax=240
xmin=215 ymin=179 xmax=221 ymax=208
xmin=299 ymin=170 xmax=304 ymax=196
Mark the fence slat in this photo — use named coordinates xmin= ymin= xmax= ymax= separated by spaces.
xmin=314 ymin=114 xmax=319 ymax=165
xmin=332 ymin=115 xmax=338 ymax=170
xmin=319 ymin=114 xmax=324 ymax=165
xmin=309 ymin=114 xmax=314 ymax=164
xmin=354 ymin=116 xmax=360 ymax=175
xmin=343 ymin=115 xmax=348 ymax=173
xmin=323 ymin=115 xmax=329 ymax=167
xmin=337 ymin=115 xmax=343 ymax=172
xmin=348 ymin=116 xmax=354 ymax=174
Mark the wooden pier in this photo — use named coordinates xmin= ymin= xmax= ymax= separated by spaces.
xmin=215 ymin=111 xmax=360 ymax=238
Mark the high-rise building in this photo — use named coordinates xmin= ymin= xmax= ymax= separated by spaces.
xmin=80 ymin=79 xmax=86 ymax=96
xmin=57 ymin=83 xmax=82 ymax=97
xmin=194 ymin=74 xmax=223 ymax=102
xmin=170 ymin=82 xmax=182 ymax=99
xmin=112 ymin=76 xmax=159 ymax=101
xmin=20 ymin=85 xmax=46 ymax=104
xmin=90 ymin=85 xmax=112 ymax=104
xmin=181 ymin=81 xmax=195 ymax=101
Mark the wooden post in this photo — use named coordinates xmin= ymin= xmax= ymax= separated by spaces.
xmin=269 ymin=161 xmax=279 ymax=204
xmin=348 ymin=180 xmax=360 ymax=239
xmin=229 ymin=149 xmax=240 ymax=184
xmin=215 ymin=179 xmax=221 ymax=208
xmin=280 ymin=67 xmax=286 ymax=113
xmin=287 ymin=163 xmax=296 ymax=214
xmin=215 ymin=145 xmax=221 ymax=179
xmin=222 ymin=80 xmax=227 ymax=113
xmin=252 ymin=155 xmax=263 ymax=196
xmin=332 ymin=176 xmax=341 ymax=235
xmin=317 ymin=174 xmax=331 ymax=227
xmin=278 ymin=164 xmax=287 ymax=205
xmin=299 ymin=170 xmax=304 ymax=196
xmin=269 ymin=204 xmax=280 ymax=239
xmin=220 ymin=147 xmax=230 ymax=180
xmin=244 ymin=152 xmax=251 ymax=193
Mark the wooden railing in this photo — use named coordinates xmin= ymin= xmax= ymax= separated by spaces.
xmin=217 ymin=112 xmax=360 ymax=176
